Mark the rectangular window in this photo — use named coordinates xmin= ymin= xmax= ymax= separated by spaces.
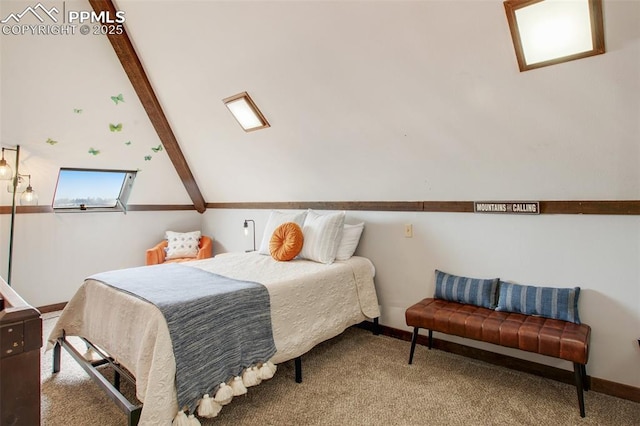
xmin=52 ymin=168 xmax=137 ymax=212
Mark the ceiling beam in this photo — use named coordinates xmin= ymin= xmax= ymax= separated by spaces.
xmin=89 ymin=0 xmax=206 ymax=213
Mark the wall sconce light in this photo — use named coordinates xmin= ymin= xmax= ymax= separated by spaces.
xmin=223 ymin=92 xmax=270 ymax=132
xmin=504 ymin=0 xmax=605 ymax=72
xmin=0 ymin=145 xmax=38 ymax=285
xmin=243 ymin=219 xmax=256 ymax=252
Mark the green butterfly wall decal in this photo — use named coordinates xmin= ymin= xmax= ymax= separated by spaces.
xmin=151 ymin=144 xmax=163 ymax=153
xmin=111 ymin=94 xmax=124 ymax=105
xmin=109 ymin=123 xmax=123 ymax=132
xmin=73 ymin=108 xmax=83 ymax=114
xmin=88 ymin=148 xmax=100 ymax=155
xmin=144 ymin=155 xmax=152 ymax=161
xmin=125 ymin=141 xmax=132 ymax=146
xmin=46 ymin=138 xmax=58 ymax=145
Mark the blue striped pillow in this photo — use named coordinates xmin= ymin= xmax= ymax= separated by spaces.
xmin=434 ymin=270 xmax=499 ymax=309
xmin=495 ymin=282 xmax=581 ymax=324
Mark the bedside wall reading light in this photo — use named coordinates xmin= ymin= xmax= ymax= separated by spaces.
xmin=243 ymin=219 xmax=256 ymax=252
xmin=223 ymin=92 xmax=270 ymax=132
xmin=504 ymin=0 xmax=605 ymax=71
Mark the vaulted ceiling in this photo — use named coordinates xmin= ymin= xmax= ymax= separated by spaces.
xmin=1 ymin=0 xmax=639 ymax=209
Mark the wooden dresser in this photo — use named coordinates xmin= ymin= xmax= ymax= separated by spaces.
xmin=0 ymin=277 xmax=42 ymax=426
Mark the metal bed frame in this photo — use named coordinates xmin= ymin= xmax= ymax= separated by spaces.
xmin=52 ymin=317 xmax=380 ymax=425
xmin=53 ymin=332 xmax=142 ymax=426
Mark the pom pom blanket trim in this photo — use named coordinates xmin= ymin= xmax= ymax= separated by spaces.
xmin=172 ymin=360 xmax=277 ymax=424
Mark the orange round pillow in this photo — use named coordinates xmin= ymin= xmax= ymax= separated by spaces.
xmin=269 ymin=222 xmax=304 ymax=261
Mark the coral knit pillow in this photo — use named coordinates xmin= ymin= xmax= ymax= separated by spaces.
xmin=269 ymin=222 xmax=304 ymax=261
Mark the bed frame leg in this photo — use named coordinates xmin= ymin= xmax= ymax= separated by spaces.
xmin=129 ymin=406 xmax=142 ymax=426
xmin=295 ymin=356 xmax=302 ymax=383
xmin=114 ymin=369 xmax=121 ymax=391
xmin=53 ymin=340 xmax=61 ymax=373
xmin=373 ymin=317 xmax=381 ymax=335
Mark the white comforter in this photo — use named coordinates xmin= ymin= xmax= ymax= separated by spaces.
xmin=47 ymin=252 xmax=380 ymax=425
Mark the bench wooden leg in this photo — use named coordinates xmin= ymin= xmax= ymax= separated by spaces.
xmin=581 ymin=363 xmax=590 ymax=391
xmin=408 ymin=328 xmax=435 ymax=364
xmin=573 ymin=362 xmax=586 ymax=417
xmin=408 ymin=327 xmax=419 ymax=364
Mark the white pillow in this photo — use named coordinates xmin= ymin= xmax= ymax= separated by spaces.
xmin=258 ymin=210 xmax=307 ymax=255
xmin=165 ymin=230 xmax=201 ymax=259
xmin=335 ymin=222 xmax=364 ymax=261
xmin=299 ymin=210 xmax=346 ymax=264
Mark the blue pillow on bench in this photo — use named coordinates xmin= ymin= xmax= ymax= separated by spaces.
xmin=434 ymin=270 xmax=499 ymax=309
xmin=496 ymin=282 xmax=581 ymax=324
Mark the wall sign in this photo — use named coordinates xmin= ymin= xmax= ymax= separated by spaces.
xmin=474 ymin=201 xmax=540 ymax=214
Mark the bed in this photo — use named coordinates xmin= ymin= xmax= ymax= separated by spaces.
xmin=47 ymin=251 xmax=380 ymax=425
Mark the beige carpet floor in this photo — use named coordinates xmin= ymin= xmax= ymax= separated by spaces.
xmin=41 ymin=313 xmax=640 ymax=425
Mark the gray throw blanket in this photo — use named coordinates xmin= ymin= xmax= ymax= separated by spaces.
xmin=89 ymin=263 xmax=276 ymax=412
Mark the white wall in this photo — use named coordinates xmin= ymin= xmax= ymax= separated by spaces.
xmin=0 ymin=209 xmax=202 ymax=306
xmin=203 ymin=208 xmax=640 ymax=389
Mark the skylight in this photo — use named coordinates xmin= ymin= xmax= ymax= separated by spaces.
xmin=223 ymin=92 xmax=270 ymax=132
xmin=504 ymin=0 xmax=605 ymax=71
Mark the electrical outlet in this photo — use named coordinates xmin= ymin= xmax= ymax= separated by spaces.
xmin=404 ymin=224 xmax=413 ymax=238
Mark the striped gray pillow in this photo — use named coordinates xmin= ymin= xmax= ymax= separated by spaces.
xmin=495 ymin=282 xmax=581 ymax=324
xmin=434 ymin=270 xmax=499 ymax=309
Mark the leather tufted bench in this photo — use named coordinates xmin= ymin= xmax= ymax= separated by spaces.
xmin=406 ymin=298 xmax=591 ymax=417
